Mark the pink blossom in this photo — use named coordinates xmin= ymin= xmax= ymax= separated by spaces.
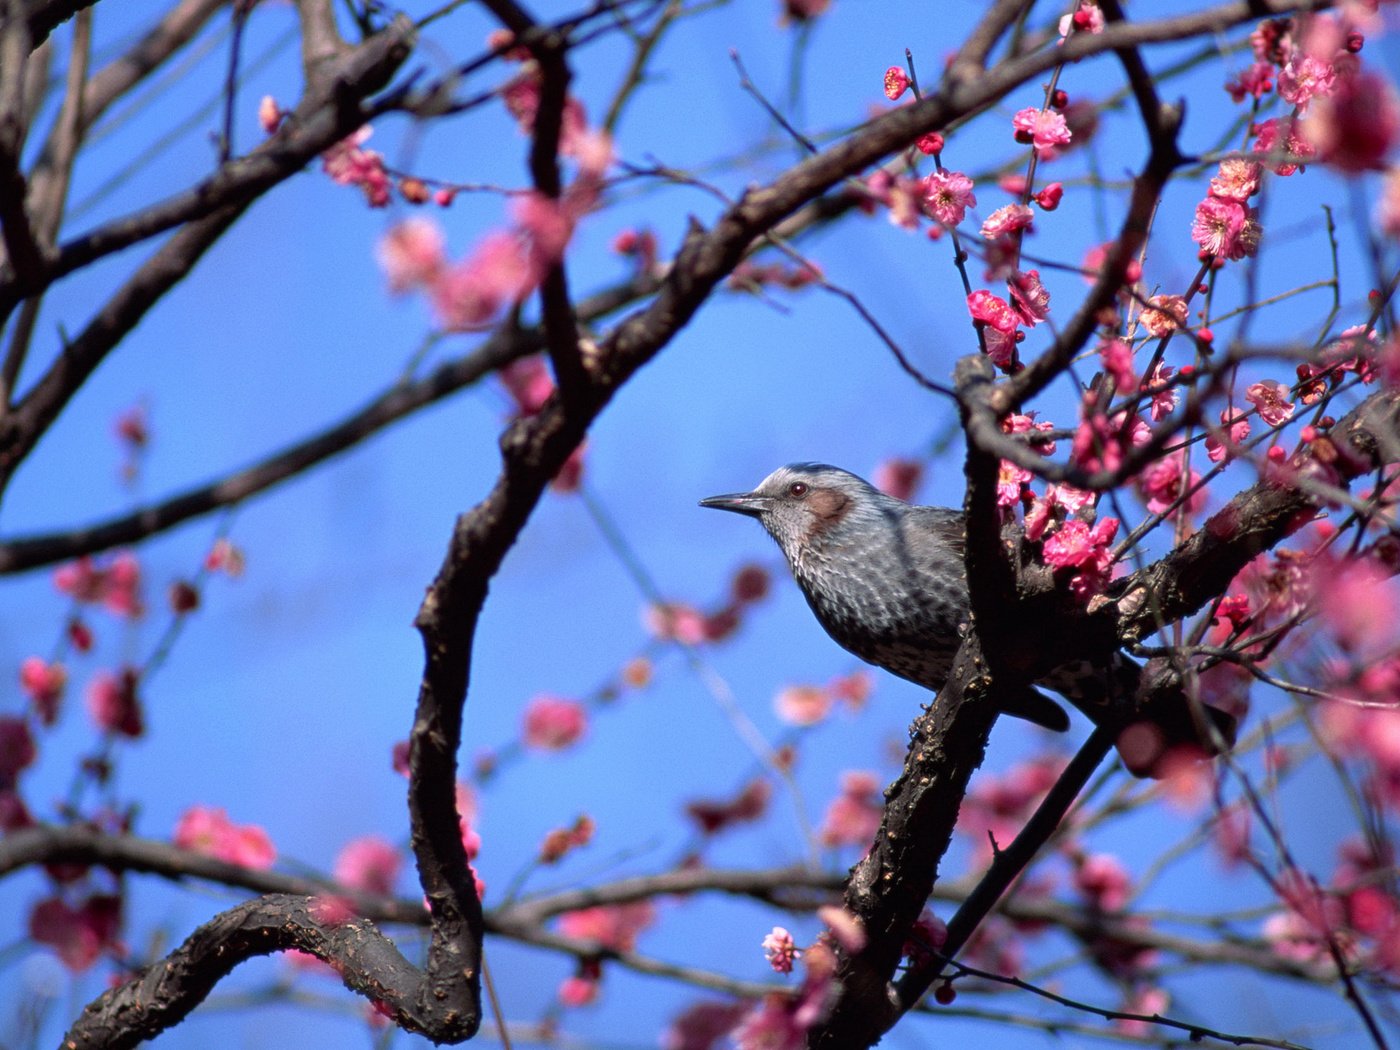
xmin=1011 ymin=107 xmax=1072 ymax=159
xmin=996 ymin=460 xmax=1031 ymax=506
xmin=205 ymin=538 xmax=246 ymax=577
xmin=818 ymin=905 xmax=868 ymax=953
xmin=1043 ymin=517 xmax=1119 ymax=595
xmin=882 ymin=66 xmax=909 ymax=100
xmin=982 ymin=327 xmax=1017 ymax=371
xmin=1214 ymin=800 xmax=1253 ymax=868
xmin=550 ymin=442 xmax=587 ymax=493
xmin=54 ymin=552 xmax=144 ymax=618
xmin=1206 ymin=405 xmax=1251 ymax=463
xmin=1033 ymin=181 xmax=1063 ymax=209
xmin=980 ymin=203 xmax=1034 ymax=240
xmin=662 ymin=1000 xmax=751 ymax=1050
xmin=0 ymin=716 xmax=36 ymax=778
xmin=1278 ymin=52 xmax=1337 ymax=108
xmin=1253 ymin=117 xmax=1315 ymax=175
xmin=1099 ymin=339 xmax=1136 ymax=390
xmin=686 ymin=778 xmax=771 ymax=835
xmin=334 ymin=836 xmax=402 ymax=896
xmin=1226 ymin=61 xmax=1275 ymax=102
xmin=29 ymin=894 xmax=122 ymax=972
xmin=174 ymin=805 xmax=277 ymax=870
xmin=1059 ymin=1 xmax=1105 ymax=36
xmin=817 ymin=770 xmax=882 ymax=849
xmin=500 ymin=355 xmax=555 ymax=416
xmin=1304 ymin=69 xmax=1400 ymax=173
xmin=1192 ymin=196 xmax=1252 ymax=259
xmin=20 ymin=657 xmax=66 ymax=725
xmin=558 ymin=901 xmax=656 ymax=951
xmin=1245 ymin=379 xmax=1296 ymax=425
xmin=1074 ymin=853 xmax=1132 ymax=911
xmin=558 ymin=973 xmax=600 ymax=1007
xmin=774 ymin=684 xmax=832 ymax=726
xmin=967 ymin=290 xmax=1018 ymax=334
xmin=1140 ymin=294 xmax=1188 ymax=337
xmin=1378 ymin=167 xmax=1400 ymax=239
xmin=257 ymin=95 xmax=283 ymax=135
xmin=919 ymin=170 xmax=975 ymax=228
xmin=431 ymin=231 xmax=537 ymax=330
xmin=321 ymin=126 xmax=390 ymax=207
xmin=873 ymin=458 xmax=922 ymax=500
xmin=1002 ymin=412 xmax=1057 ymax=455
xmin=884 ymin=176 xmax=924 ymax=230
xmin=86 ymin=668 xmax=143 ymax=738
xmin=522 ymin=695 xmax=587 ymax=750
xmin=731 ymin=995 xmax=808 ymax=1050
xmin=645 ymin=601 xmax=708 ymax=644
xmin=762 ymin=926 xmax=801 ymax=973
xmin=1008 ymin=269 xmax=1049 ymax=326
xmin=730 ymin=564 xmax=772 ymax=605
xmin=376 ymin=219 xmax=445 ymax=293
xmin=1081 ymin=241 xmax=1141 ymax=285
xmin=1315 ymin=555 xmax=1397 ymax=654
xmin=1115 ymin=986 xmax=1170 ymax=1036
xmin=1209 ymin=158 xmax=1263 ymax=202
xmin=1137 ymin=451 xmax=1206 ymax=518
xmin=915 ymin=132 xmax=944 ymax=155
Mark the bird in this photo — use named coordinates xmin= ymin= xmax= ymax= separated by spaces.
xmin=701 ymin=462 xmax=1143 ymax=735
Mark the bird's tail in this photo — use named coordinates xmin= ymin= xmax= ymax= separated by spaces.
xmin=998 ymin=685 xmax=1072 ymax=733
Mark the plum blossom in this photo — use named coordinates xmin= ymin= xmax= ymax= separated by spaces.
xmin=1304 ymin=68 xmax=1400 ymax=173
xmin=1008 ymin=269 xmax=1049 ymax=326
xmin=1278 ymin=51 xmax=1337 ymax=108
xmin=980 ymin=203 xmax=1034 ymax=240
xmin=1011 ymin=107 xmax=1072 ymax=159
xmin=817 ymin=770 xmax=882 ymax=849
xmin=321 ymin=126 xmax=390 ymax=207
xmin=558 ymin=901 xmax=655 ymax=951
xmin=86 ymin=668 xmax=143 ymax=738
xmin=1140 ymin=295 xmax=1188 ymax=337
xmin=1209 ymin=158 xmax=1263 ymax=202
xmin=1100 ymin=339 xmax=1136 ymax=391
xmin=1245 ymin=379 xmax=1296 ymax=425
xmin=376 ymin=219 xmax=445 ymax=293
xmin=1205 ymin=405 xmax=1251 ymax=463
xmin=174 ymin=805 xmax=276 ymax=869
xmin=1042 ymin=517 xmax=1119 ymax=596
xmin=997 ymin=460 xmax=1031 ymax=506
xmin=873 ymin=458 xmax=923 ymax=500
xmin=522 ymin=695 xmax=587 ymax=750
xmin=20 ymin=657 xmax=66 ymax=725
xmin=883 ymin=66 xmax=909 ymax=100
xmin=1253 ymin=116 xmax=1315 ymax=175
xmin=774 ymin=683 xmax=832 ymax=726
xmin=1137 ymin=451 xmax=1206 ymax=518
xmin=686 ymin=778 xmax=772 ymax=835
xmin=0 ymin=716 xmax=36 ymax=779
xmin=334 ymin=837 xmax=401 ymax=896
xmin=1074 ymin=852 xmax=1133 ymax=911
xmin=763 ymin=926 xmax=801 ymax=973
xmin=1227 ymin=61 xmax=1275 ymax=102
xmin=1192 ymin=196 xmax=1259 ymax=260
xmin=29 ymin=894 xmax=123 ymax=972
xmin=921 ymin=170 xmax=975 ymax=227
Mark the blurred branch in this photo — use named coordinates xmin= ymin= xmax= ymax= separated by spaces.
xmin=0 ymin=270 xmax=661 ymax=574
xmin=0 ymin=15 xmax=415 ymax=504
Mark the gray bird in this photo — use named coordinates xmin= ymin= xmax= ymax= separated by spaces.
xmin=701 ymin=462 xmax=1125 ymax=733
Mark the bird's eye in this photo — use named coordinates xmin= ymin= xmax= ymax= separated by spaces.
xmin=788 ymin=482 xmax=809 ymax=498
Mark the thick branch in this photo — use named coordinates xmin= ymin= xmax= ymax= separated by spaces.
xmin=61 ymin=895 xmax=463 ymax=1050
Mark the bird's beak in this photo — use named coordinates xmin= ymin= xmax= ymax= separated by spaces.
xmin=699 ymin=491 xmax=769 ymax=518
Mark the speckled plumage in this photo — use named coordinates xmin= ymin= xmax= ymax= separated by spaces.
xmin=701 ymin=463 xmax=1116 ymax=732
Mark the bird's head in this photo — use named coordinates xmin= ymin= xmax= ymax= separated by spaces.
xmin=699 ymin=463 xmax=892 ymax=557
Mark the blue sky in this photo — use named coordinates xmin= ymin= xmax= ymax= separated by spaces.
xmin=3 ymin=1 xmax=1399 ymax=1047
